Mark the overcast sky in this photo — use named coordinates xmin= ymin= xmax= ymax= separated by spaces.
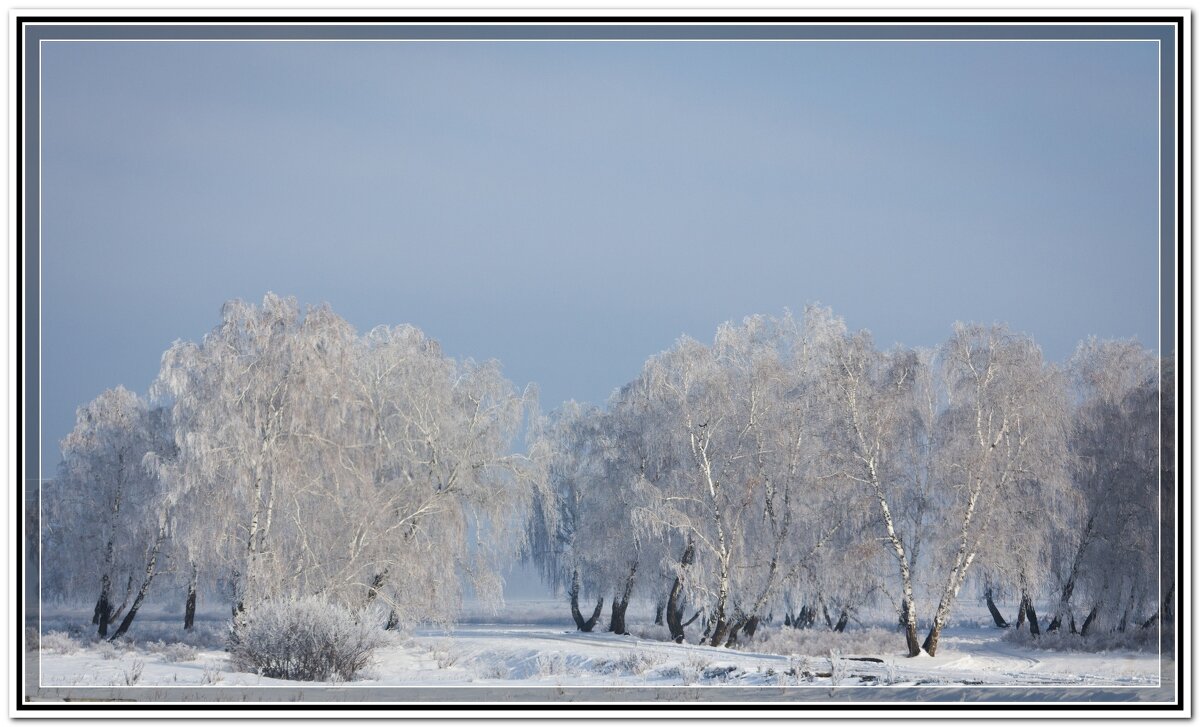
xmin=40 ymin=39 xmax=1162 ymax=458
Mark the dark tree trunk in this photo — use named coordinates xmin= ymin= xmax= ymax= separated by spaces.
xmin=1050 ymin=517 xmax=1091 ymax=634
xmin=1080 ymin=605 xmax=1099 ymax=636
xmin=184 ymin=561 xmax=198 ymax=631
xmin=682 ymin=609 xmax=702 ymax=627
xmin=897 ymin=599 xmax=921 ymax=656
xmin=109 ymin=529 xmax=165 ymax=641
xmin=1141 ymin=611 xmax=1159 ymax=629
xmin=184 ymin=588 xmax=197 ymax=632
xmin=743 ymin=615 xmax=760 ymax=640
xmin=708 ymin=615 xmax=731 ymax=647
xmin=364 ymin=570 xmax=387 ymax=608
xmin=1025 ymin=597 xmax=1041 ymax=636
xmin=834 ymin=610 xmax=849 ymax=633
xmin=608 ymin=599 xmax=630 ymax=636
xmin=1069 ymin=614 xmax=1078 ymax=634
xmin=783 ymin=612 xmax=792 ymax=627
xmin=724 ymin=619 xmax=744 ymax=648
xmin=1118 ymin=608 xmax=1129 ymax=633
xmin=921 ymin=625 xmax=940 ymax=656
xmin=654 ymin=599 xmax=665 ymax=626
xmin=96 ymin=575 xmax=112 ymax=638
xmin=985 ymin=588 xmax=1009 ymax=628
xmin=1015 ymin=594 xmax=1028 ymax=631
xmin=581 ymin=598 xmax=604 ymax=632
xmin=109 ymin=575 xmax=134 ymax=625
xmin=108 ymin=580 xmax=150 ymax=641
xmin=569 ymin=569 xmax=604 ymax=632
xmin=822 ymin=602 xmax=834 ymax=630
xmin=665 ymin=540 xmax=695 ymax=643
xmin=608 ymin=563 xmax=638 ymax=635
xmin=385 ymin=609 xmax=399 ymax=631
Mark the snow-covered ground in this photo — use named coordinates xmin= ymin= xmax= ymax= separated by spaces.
xmin=26 ymin=600 xmax=1171 ymax=704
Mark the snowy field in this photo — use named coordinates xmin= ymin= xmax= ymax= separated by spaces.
xmin=26 ymin=599 xmax=1171 ymax=704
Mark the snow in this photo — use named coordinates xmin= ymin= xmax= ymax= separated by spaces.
xmin=28 ymin=602 xmax=1168 ymax=704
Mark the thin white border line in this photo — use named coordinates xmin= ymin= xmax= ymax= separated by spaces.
xmin=17 ymin=17 xmax=28 ymax=709
xmin=1156 ymin=28 xmax=1162 ymax=687
xmin=36 ymin=29 xmax=43 ymax=692
xmin=16 ymin=19 xmax=1186 ymax=25
xmin=35 ymin=38 xmax=1162 ymax=43
xmin=28 ymin=31 xmax=1176 ymax=700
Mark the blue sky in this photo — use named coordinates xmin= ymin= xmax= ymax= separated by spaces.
xmin=40 ymin=39 xmax=1162 ymax=456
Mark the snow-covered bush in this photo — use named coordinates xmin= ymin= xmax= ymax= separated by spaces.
xmin=1003 ymin=625 xmax=1158 ymax=653
xmin=95 ymin=641 xmax=119 ymax=660
xmin=427 ymin=640 xmax=458 ymax=669
xmin=471 ymin=662 xmax=510 ymax=680
xmin=534 ymin=652 xmax=570 ymax=677
xmin=596 ymin=648 xmax=664 ymax=676
xmin=227 ymin=596 xmax=382 ymax=682
xmin=145 ymin=640 xmax=198 ymax=662
xmin=661 ymin=652 xmax=713 ymax=684
xmin=747 ymin=625 xmax=900 ymax=657
xmin=110 ymin=618 xmax=225 ymax=650
xmin=39 ymin=631 xmax=81 ymax=655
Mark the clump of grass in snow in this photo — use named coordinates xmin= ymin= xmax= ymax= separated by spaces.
xmin=95 ymin=641 xmax=119 ymax=660
xmin=747 ymin=625 xmax=902 ymax=658
xmin=1003 ymin=625 xmax=1159 ymax=653
xmin=535 ymin=652 xmax=572 ymax=677
xmin=472 ymin=662 xmax=509 ymax=680
xmin=829 ymin=650 xmax=848 ymax=687
xmin=661 ymin=652 xmax=713 ymax=684
xmin=144 ymin=640 xmax=198 ymax=662
xmin=595 ymin=649 xmax=665 ymax=676
xmin=122 ymin=659 xmax=145 ymax=686
xmin=427 ymin=640 xmax=458 ymax=669
xmin=39 ymin=630 xmax=82 ymax=655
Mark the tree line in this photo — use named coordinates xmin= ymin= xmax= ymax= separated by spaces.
xmin=41 ymin=296 xmax=1173 ymax=657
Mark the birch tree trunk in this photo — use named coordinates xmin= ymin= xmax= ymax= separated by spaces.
xmin=607 ymin=563 xmax=638 ymax=635
xmin=184 ymin=561 xmax=198 ymax=631
xmin=666 ymin=539 xmax=695 ymax=643
xmin=109 ymin=527 xmax=166 ymax=641
xmin=569 ymin=569 xmax=604 ymax=632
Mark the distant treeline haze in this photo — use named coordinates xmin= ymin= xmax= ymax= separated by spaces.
xmin=40 ymin=294 xmax=1174 ymax=656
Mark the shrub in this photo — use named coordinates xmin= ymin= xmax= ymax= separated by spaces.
xmin=39 ymin=631 xmax=81 ymax=655
xmin=535 ymin=652 xmax=570 ymax=677
xmin=145 ymin=640 xmax=198 ymax=662
xmin=1002 ymin=625 xmax=1158 ymax=653
xmin=596 ymin=649 xmax=664 ymax=676
xmin=95 ymin=641 xmax=119 ymax=660
xmin=227 ymin=596 xmax=382 ymax=682
xmin=747 ymin=625 xmax=901 ymax=657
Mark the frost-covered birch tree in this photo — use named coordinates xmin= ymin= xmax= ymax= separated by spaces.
xmin=1048 ymin=338 xmax=1161 ymax=634
xmin=46 ymin=387 xmax=174 ymax=638
xmin=153 ymin=294 xmax=539 ymax=628
xmin=815 ymin=308 xmax=926 ymax=656
xmin=919 ymin=324 xmax=1069 ymax=655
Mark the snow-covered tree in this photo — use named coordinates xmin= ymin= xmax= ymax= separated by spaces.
xmin=815 ymin=309 xmax=928 ymax=656
xmin=1048 ymin=339 xmax=1161 ymax=635
xmin=154 ymin=294 xmax=539 ymax=629
xmin=45 ymin=387 xmax=174 ymax=638
xmin=919 ymin=324 xmax=1070 ymax=654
